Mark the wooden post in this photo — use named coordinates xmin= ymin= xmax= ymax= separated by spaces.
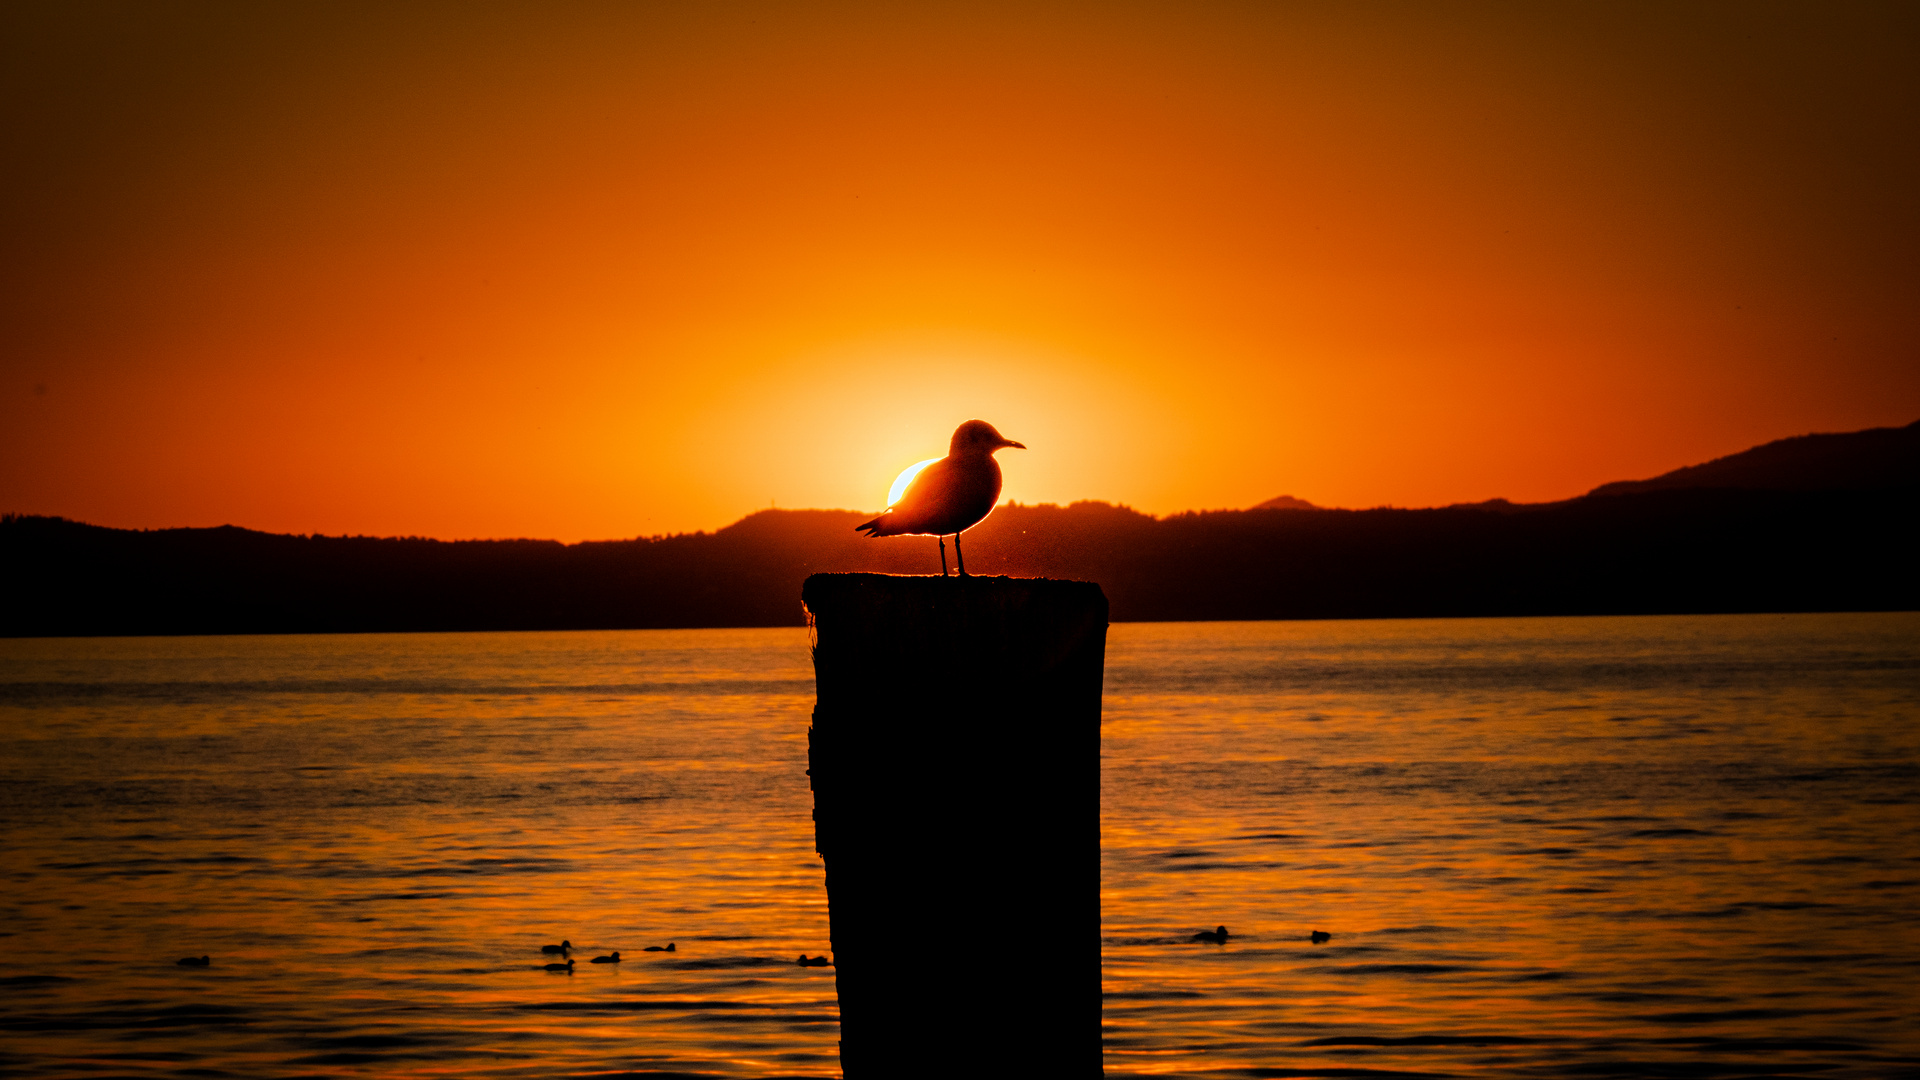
xmin=803 ymin=573 xmax=1108 ymax=1078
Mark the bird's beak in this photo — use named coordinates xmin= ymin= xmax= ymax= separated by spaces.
xmin=1005 ymin=440 xmax=1026 ymax=450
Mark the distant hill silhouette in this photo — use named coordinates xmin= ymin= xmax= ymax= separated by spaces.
xmin=4 ymin=420 xmax=1914 ymax=635
xmin=1587 ymin=419 xmax=1920 ymax=497
xmin=1249 ymin=495 xmax=1321 ymax=511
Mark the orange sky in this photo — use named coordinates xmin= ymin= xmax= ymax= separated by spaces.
xmin=4 ymin=2 xmax=1916 ymax=541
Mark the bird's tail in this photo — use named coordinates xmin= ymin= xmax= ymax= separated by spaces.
xmin=854 ymin=515 xmax=886 ymax=536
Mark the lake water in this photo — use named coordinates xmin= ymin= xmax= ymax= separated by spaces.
xmin=1 ymin=612 xmax=1915 ymax=1078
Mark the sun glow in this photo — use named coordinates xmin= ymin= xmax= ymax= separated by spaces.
xmin=3 ymin=6 xmax=1912 ymax=544
xmin=887 ymin=458 xmax=940 ymax=509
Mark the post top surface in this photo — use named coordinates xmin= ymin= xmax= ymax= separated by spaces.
xmin=802 ymin=573 xmax=1106 ymax=616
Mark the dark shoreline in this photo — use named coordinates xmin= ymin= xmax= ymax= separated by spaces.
xmin=2 ymin=608 xmax=1915 ymax=643
xmin=7 ymin=485 xmax=1914 ymax=638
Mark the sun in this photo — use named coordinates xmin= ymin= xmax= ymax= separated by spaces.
xmin=887 ymin=458 xmax=940 ymax=509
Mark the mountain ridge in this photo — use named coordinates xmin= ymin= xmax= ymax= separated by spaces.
xmin=1248 ymin=419 xmax=1920 ymax=512
xmin=5 ymin=421 xmax=1914 ymax=635
xmin=1585 ymin=419 xmax=1920 ymax=498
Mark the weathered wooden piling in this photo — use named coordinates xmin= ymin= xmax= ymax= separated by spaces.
xmin=803 ymin=573 xmax=1108 ymax=1078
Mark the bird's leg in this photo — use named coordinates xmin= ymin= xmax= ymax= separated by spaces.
xmin=954 ymin=531 xmax=967 ymax=577
xmin=938 ymin=536 xmax=949 ymax=577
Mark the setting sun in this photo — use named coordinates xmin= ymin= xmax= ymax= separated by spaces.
xmin=886 ymin=458 xmax=940 ymax=511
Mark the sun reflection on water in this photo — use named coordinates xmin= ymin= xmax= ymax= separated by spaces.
xmin=0 ymin=613 xmax=1914 ymax=1076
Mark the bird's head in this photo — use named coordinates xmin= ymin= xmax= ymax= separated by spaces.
xmin=950 ymin=419 xmax=1026 ymax=456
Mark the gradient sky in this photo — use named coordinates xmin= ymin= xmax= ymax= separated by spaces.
xmin=4 ymin=1 xmax=1916 ymax=541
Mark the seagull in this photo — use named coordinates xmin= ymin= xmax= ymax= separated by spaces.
xmin=855 ymin=419 xmax=1025 ymax=576
xmin=1191 ymin=925 xmax=1230 ymax=944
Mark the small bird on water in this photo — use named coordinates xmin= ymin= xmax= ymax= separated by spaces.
xmin=856 ymin=419 xmax=1025 ymax=577
xmin=1192 ymin=925 xmax=1230 ymax=944
xmin=541 ymin=939 xmax=572 ymax=955
xmin=177 ymin=955 xmax=210 ymax=967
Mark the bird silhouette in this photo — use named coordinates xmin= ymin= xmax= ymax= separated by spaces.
xmin=1309 ymin=931 xmax=1331 ymax=943
xmin=541 ymin=939 xmax=572 ymax=955
xmin=543 ymin=958 xmax=575 ymax=973
xmin=796 ymin=954 xmax=834 ymax=967
xmin=642 ymin=942 xmax=675 ymax=952
xmin=590 ymin=952 xmax=621 ymax=963
xmin=855 ymin=419 xmax=1025 ymax=576
xmin=1191 ymin=925 xmax=1230 ymax=944
xmin=176 ymin=955 xmax=210 ymax=967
